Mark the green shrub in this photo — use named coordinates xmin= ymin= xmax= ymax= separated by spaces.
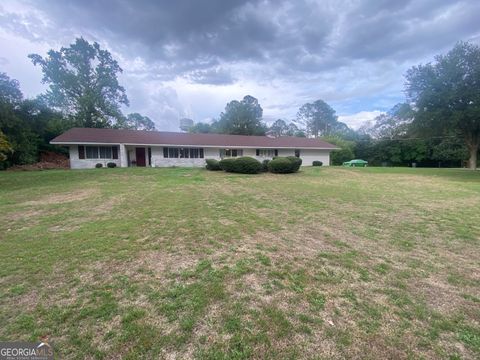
xmin=219 ymin=158 xmax=236 ymax=172
xmin=219 ymin=157 xmax=262 ymax=174
xmin=232 ymin=157 xmax=262 ymax=174
xmin=286 ymin=156 xmax=302 ymax=172
xmin=261 ymin=159 xmax=270 ymax=172
xmin=205 ymin=159 xmax=221 ymax=171
xmin=268 ymin=157 xmax=296 ymax=173
xmin=312 ymin=160 xmax=323 ymax=166
xmin=107 ymin=162 xmax=117 ymax=168
xmin=322 ymin=135 xmax=355 ymax=165
xmin=268 ymin=156 xmax=302 ymax=173
xmin=95 ymin=163 xmax=103 ymax=168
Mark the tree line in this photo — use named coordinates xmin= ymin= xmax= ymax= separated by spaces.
xmin=0 ymin=38 xmax=155 ymax=168
xmin=1 ymin=38 xmax=479 ymax=169
xmin=189 ymin=42 xmax=480 ymax=169
xmin=188 ymin=97 xmax=354 ymax=139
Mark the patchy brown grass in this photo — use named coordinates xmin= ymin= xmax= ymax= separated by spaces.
xmin=21 ymin=188 xmax=98 ymax=205
xmin=0 ymin=167 xmax=479 ymax=359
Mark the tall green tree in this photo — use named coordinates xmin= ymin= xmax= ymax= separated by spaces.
xmin=0 ymin=72 xmax=23 ymax=104
xmin=0 ymin=130 xmax=13 ymax=162
xmin=16 ymin=98 xmax=72 ymax=152
xmin=0 ymin=73 xmax=70 ymax=168
xmin=0 ymin=72 xmax=36 ymax=166
xmin=189 ymin=122 xmax=215 ymax=134
xmin=405 ymin=42 xmax=480 ymax=169
xmin=117 ymin=113 xmax=156 ymax=131
xmin=217 ymin=95 xmax=266 ymax=135
xmin=268 ymin=120 xmax=308 ymax=137
xmin=296 ymin=100 xmax=338 ymax=137
xmin=284 ymin=123 xmax=306 ymax=137
xmin=321 ymin=135 xmax=355 ymax=165
xmin=269 ymin=119 xmax=288 ymax=137
xmin=429 ymin=135 xmax=467 ymax=166
xmin=29 ymin=37 xmax=129 ymax=128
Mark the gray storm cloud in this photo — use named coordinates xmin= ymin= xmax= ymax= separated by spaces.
xmin=1 ymin=0 xmax=480 ymax=129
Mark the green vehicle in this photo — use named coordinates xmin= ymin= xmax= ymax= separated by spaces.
xmin=343 ymin=159 xmax=368 ymax=167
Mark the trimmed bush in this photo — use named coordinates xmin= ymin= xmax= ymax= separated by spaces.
xmin=286 ymin=156 xmax=302 ymax=172
xmin=312 ymin=160 xmax=323 ymax=167
xmin=232 ymin=157 xmax=262 ymax=174
xmin=220 ymin=157 xmax=262 ymax=174
xmin=268 ymin=157 xmax=296 ymax=173
xmin=107 ymin=162 xmax=117 ymax=168
xmin=205 ymin=159 xmax=221 ymax=171
xmin=268 ymin=156 xmax=303 ymax=173
xmin=261 ymin=159 xmax=270 ymax=172
xmin=219 ymin=158 xmax=236 ymax=172
xmin=95 ymin=163 xmax=103 ymax=168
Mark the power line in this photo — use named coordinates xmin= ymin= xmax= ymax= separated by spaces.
xmin=353 ymin=135 xmax=460 ymax=142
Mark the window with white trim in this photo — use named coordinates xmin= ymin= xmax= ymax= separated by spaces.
xmin=83 ymin=146 xmax=118 ymax=159
xmin=163 ymin=147 xmax=204 ymax=158
xmin=255 ymin=149 xmax=278 ymax=157
xmin=219 ymin=149 xmax=243 ymax=158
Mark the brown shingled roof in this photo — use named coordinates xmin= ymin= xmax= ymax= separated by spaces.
xmin=51 ymin=128 xmax=338 ymax=149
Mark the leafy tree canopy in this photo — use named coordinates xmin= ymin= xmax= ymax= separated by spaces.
xmin=117 ymin=113 xmax=156 ymax=131
xmin=0 ymin=130 xmax=13 ymax=162
xmin=296 ymin=100 xmax=338 ymax=138
xmin=321 ymin=135 xmax=355 ymax=165
xmin=284 ymin=123 xmax=306 ymax=137
xmin=216 ymin=95 xmax=266 ymax=135
xmin=0 ymin=72 xmax=23 ymax=105
xmin=189 ymin=122 xmax=215 ymax=134
xmin=0 ymin=73 xmax=71 ymax=167
xmin=268 ymin=119 xmax=288 ymax=137
xmin=267 ymin=119 xmax=307 ymax=137
xmin=29 ymin=37 xmax=129 ymax=128
xmin=405 ymin=41 xmax=480 ymax=169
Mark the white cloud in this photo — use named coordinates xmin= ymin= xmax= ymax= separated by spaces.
xmin=338 ymin=110 xmax=384 ymax=130
xmin=1 ymin=0 xmax=479 ymax=131
xmin=0 ymin=28 xmax=48 ymax=96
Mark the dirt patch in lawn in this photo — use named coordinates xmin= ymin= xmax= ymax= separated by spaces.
xmin=3 ymin=208 xmax=48 ymax=222
xmin=414 ymin=277 xmax=466 ymax=314
xmin=22 ymin=189 xmax=98 ymax=206
xmin=139 ymin=249 xmax=200 ymax=278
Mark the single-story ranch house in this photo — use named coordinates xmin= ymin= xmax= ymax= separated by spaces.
xmin=51 ymin=128 xmax=339 ymax=169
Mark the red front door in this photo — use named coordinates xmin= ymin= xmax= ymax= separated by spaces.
xmin=135 ymin=147 xmax=146 ymax=167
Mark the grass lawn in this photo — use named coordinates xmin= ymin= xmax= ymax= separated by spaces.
xmin=0 ymin=166 xmax=479 ymax=359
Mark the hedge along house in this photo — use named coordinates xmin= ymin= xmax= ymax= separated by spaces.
xmin=50 ymin=128 xmax=339 ymax=169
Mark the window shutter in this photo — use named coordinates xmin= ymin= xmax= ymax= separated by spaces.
xmin=112 ymin=146 xmax=118 ymax=159
xmin=78 ymin=145 xmax=85 ymax=159
xmin=274 ymin=149 xmax=278 ymax=157
xmin=163 ymin=148 xmax=168 ymax=158
xmin=256 ymin=149 xmax=259 ymax=156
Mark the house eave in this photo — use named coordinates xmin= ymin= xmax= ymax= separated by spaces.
xmin=50 ymin=141 xmax=339 ymax=150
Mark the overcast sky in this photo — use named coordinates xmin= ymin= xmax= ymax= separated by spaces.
xmin=1 ymin=0 xmax=480 ymax=131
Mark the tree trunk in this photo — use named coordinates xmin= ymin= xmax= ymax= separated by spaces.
xmin=467 ymin=141 xmax=478 ymax=170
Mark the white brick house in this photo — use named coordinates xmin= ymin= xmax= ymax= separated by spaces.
xmin=51 ymin=128 xmax=339 ymax=169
